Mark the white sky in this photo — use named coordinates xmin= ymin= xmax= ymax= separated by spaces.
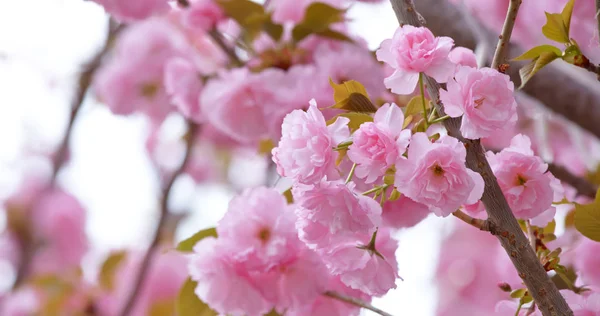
xmin=0 ymin=0 xmax=452 ymax=314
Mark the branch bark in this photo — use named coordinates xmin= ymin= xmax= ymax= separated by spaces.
xmin=452 ymin=210 xmax=496 ymax=232
xmin=408 ymin=0 xmax=600 ymax=142
xmin=11 ymin=20 xmax=124 ymax=290
xmin=491 ymin=0 xmax=522 ymax=70
xmin=547 ymin=164 xmax=597 ymax=198
xmin=388 ymin=1 xmax=572 ymax=315
xmin=323 ymin=291 xmax=394 ymax=316
xmin=118 ymin=122 xmax=200 ymax=316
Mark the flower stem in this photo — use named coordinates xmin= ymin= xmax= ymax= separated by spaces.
xmin=429 ymin=115 xmax=450 ymax=124
xmin=346 ymin=163 xmax=357 ymax=184
xmin=419 ymin=72 xmax=429 ymax=129
xmin=323 ymin=291 xmax=394 ymax=316
xmin=362 ymin=184 xmax=390 ymax=196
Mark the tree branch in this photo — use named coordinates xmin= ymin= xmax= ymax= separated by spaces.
xmin=547 ymin=163 xmax=597 ymax=198
xmin=387 ymin=1 xmax=572 ymax=315
xmin=118 ymin=122 xmax=200 ymax=316
xmin=452 ymin=210 xmax=496 ymax=233
xmin=208 ymin=29 xmax=242 ymax=67
xmin=411 ymin=0 xmax=600 ymax=143
xmin=11 ymin=20 xmax=124 ymax=290
xmin=491 ymin=0 xmax=522 ymax=70
xmin=323 ymin=291 xmax=394 ymax=316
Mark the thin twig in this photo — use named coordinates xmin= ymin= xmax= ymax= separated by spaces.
xmin=596 ymin=1 xmax=600 ymax=47
xmin=546 ymin=163 xmax=597 ymax=198
xmin=387 ymin=1 xmax=572 ymax=315
xmin=208 ymin=29 xmax=242 ymax=67
xmin=11 ymin=20 xmax=124 ymax=290
xmin=452 ymin=210 xmax=495 ymax=233
xmin=323 ymin=291 xmax=394 ymax=316
xmin=491 ymin=0 xmax=522 ymax=70
xmin=118 ymin=122 xmax=200 ymax=316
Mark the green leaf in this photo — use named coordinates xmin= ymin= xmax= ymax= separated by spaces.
xmin=263 ymin=18 xmax=284 ymax=41
xmin=176 ymin=278 xmax=218 ymax=316
xmin=518 ymin=52 xmax=560 ymax=89
xmin=258 ymin=139 xmax=275 ymax=155
xmin=99 ymin=251 xmax=127 ymax=290
xmin=510 ymin=288 xmax=526 ymax=298
xmin=327 ymin=112 xmax=374 ymax=132
xmin=177 ymin=228 xmax=218 ymax=252
xmin=513 ymin=45 xmax=562 ymax=61
xmin=283 ymin=187 xmax=294 ymax=204
xmin=329 ymin=79 xmax=376 ymax=112
xmin=561 ymin=0 xmax=576 ymax=36
xmin=149 ymin=299 xmax=175 ymax=316
xmin=314 ymin=28 xmax=353 ymax=42
xmin=543 ymin=219 xmax=556 ymax=235
xmin=292 ymin=2 xmax=346 ymax=42
xmin=542 ymin=12 xmax=570 ymax=43
xmin=520 ymin=294 xmax=533 ymax=304
xmin=574 ymin=189 xmax=600 ymax=242
xmin=404 ymin=95 xmax=430 ymax=117
xmin=216 ymin=0 xmax=283 ymax=42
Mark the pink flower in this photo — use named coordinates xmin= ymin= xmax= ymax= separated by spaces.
xmin=395 ymin=133 xmax=484 ymax=217
xmin=217 ymin=187 xmax=299 ymax=271
xmin=319 ymin=229 xmax=399 ymax=296
xmin=486 ymin=135 xmax=555 ymax=219
xmin=562 ymin=289 xmax=600 ymax=316
xmin=268 ymin=0 xmax=347 ymax=24
xmin=164 ymin=57 xmax=204 ymax=123
xmin=181 ymin=0 xmax=225 ymax=31
xmin=287 ymin=277 xmax=369 ymax=316
xmin=347 ymin=103 xmax=411 ymax=183
xmin=200 ymin=68 xmax=292 ymax=143
xmin=376 ymin=25 xmax=455 ymax=94
xmin=92 ymin=0 xmax=169 ymax=22
xmin=189 ymin=238 xmax=271 ymax=316
xmin=573 ymin=237 xmax=600 ymax=287
xmin=293 ymin=179 xmax=382 ymax=248
xmin=448 ymin=47 xmax=478 ymax=68
xmin=382 ymin=195 xmax=431 ymax=229
xmin=0 ymin=288 xmax=41 ymax=316
xmin=440 ymin=66 xmax=517 ymax=139
xmin=272 ymin=100 xmax=350 ymax=184
xmin=494 ymin=300 xmax=541 ymax=316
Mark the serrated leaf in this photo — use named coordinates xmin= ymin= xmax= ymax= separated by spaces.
xmin=177 ymin=228 xmax=218 ymax=252
xmin=99 ymin=251 xmax=127 ymax=290
xmin=510 ymin=288 xmax=526 ymax=298
xmin=542 ymin=12 xmax=570 ymax=43
xmin=327 ymin=112 xmax=373 ymax=132
xmin=176 ymin=278 xmax=218 ymax=316
xmin=258 ymin=139 xmax=275 ymax=155
xmin=405 ymin=95 xmax=430 ymax=116
xmin=561 ymin=0 xmax=576 ymax=36
xmin=518 ymin=52 xmax=560 ymax=89
xmin=283 ymin=187 xmax=293 ymax=204
xmin=513 ymin=45 xmax=562 ymax=61
xmin=292 ymin=3 xmax=346 ymax=42
xmin=574 ymin=189 xmax=600 ymax=242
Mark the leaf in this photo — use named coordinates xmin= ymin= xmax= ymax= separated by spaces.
xmin=520 ymin=294 xmax=533 ymax=304
xmin=513 ymin=45 xmax=562 ymax=61
xmin=543 ymin=219 xmax=556 ymax=235
xmin=149 ymin=299 xmax=175 ymax=316
xmin=405 ymin=95 xmax=430 ymax=116
xmin=292 ymin=3 xmax=346 ymax=42
xmin=177 ymin=228 xmax=218 ymax=252
xmin=258 ymin=139 xmax=275 ymax=155
xmin=574 ymin=189 xmax=600 ymax=242
xmin=99 ymin=251 xmax=127 ymax=290
xmin=216 ymin=0 xmax=283 ymax=42
xmin=263 ymin=17 xmax=284 ymax=41
xmin=335 ymin=148 xmax=347 ymax=166
xmin=561 ymin=0 xmax=576 ymax=36
xmin=518 ymin=52 xmax=560 ymax=89
xmin=315 ymin=28 xmax=353 ymax=42
xmin=327 ymin=112 xmax=374 ymax=132
xmin=283 ymin=187 xmax=293 ymax=204
xmin=329 ymin=79 xmax=376 ymax=112
xmin=176 ymin=278 xmax=218 ymax=316
xmin=542 ymin=12 xmax=570 ymax=43
xmin=264 ymin=310 xmax=283 ymax=316
xmin=565 ymin=208 xmax=576 ymax=228
xmin=389 ymin=189 xmax=401 ymax=201
xmin=510 ymin=288 xmax=526 ymax=298
xmin=551 ymin=265 xmax=578 ymax=290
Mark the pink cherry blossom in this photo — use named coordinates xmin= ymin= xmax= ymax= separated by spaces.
xmin=164 ymin=57 xmax=204 ymax=123
xmin=0 ymin=288 xmax=41 ymax=316
xmin=573 ymin=237 xmax=600 ymax=287
xmin=376 ymin=25 xmax=455 ymax=94
xmin=272 ymin=100 xmax=350 ymax=184
xmin=287 ymin=277 xmax=369 ymax=316
xmin=189 ymin=237 xmax=271 ymax=316
xmin=562 ymin=289 xmax=600 ymax=316
xmin=486 ymin=134 xmax=555 ymax=220
xmin=268 ymin=0 xmax=347 ymax=24
xmin=449 ymin=47 xmax=478 ymax=68
xmin=318 ymin=228 xmax=399 ymax=296
xmin=181 ymin=0 xmax=225 ymax=31
xmin=92 ymin=0 xmax=169 ymax=22
xmin=217 ymin=187 xmax=299 ymax=271
xmin=440 ymin=66 xmax=517 ymax=139
xmin=395 ymin=133 xmax=484 ymax=217
xmin=347 ymin=103 xmax=411 ymax=183
xmin=292 ymin=179 xmax=382 ymax=248
xmin=382 ymin=195 xmax=431 ymax=229
xmin=200 ymin=68 xmax=293 ymax=143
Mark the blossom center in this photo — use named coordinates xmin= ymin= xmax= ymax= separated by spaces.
xmin=140 ymin=82 xmax=159 ymax=99
xmin=257 ymin=227 xmax=271 ymax=244
xmin=474 ymin=97 xmax=485 ymax=108
xmin=431 ymin=164 xmax=445 ymax=176
xmin=515 ymin=174 xmax=527 ymax=186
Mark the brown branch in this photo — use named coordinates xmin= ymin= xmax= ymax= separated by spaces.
xmin=118 ymin=122 xmax=199 ymax=316
xmin=547 ymin=163 xmax=597 ymax=198
xmin=387 ymin=1 xmax=572 ymax=315
xmin=596 ymin=1 xmax=600 ymax=47
xmin=410 ymin=0 xmax=600 ymax=143
xmin=11 ymin=20 xmax=124 ymax=290
xmin=323 ymin=291 xmax=394 ymax=316
xmin=208 ymin=29 xmax=242 ymax=67
xmin=491 ymin=0 xmax=522 ymax=70
xmin=452 ymin=210 xmax=496 ymax=233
